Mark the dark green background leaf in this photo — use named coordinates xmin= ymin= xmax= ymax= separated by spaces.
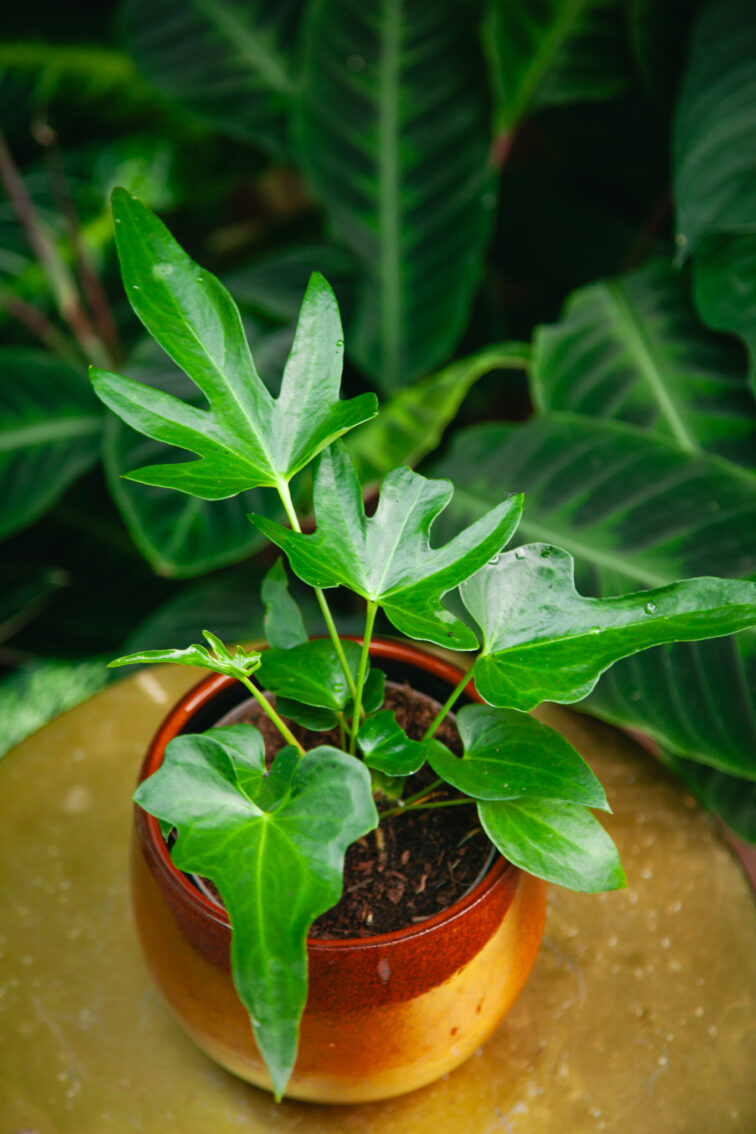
xmin=0 ymin=350 xmax=102 ymax=538
xmin=532 ymin=260 xmax=756 ymax=466
xmin=297 ymin=0 xmax=494 ymax=388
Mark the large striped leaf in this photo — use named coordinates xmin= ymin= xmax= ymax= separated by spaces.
xmin=483 ymin=0 xmax=628 ymax=131
xmin=0 ymin=350 xmax=103 ymax=539
xmin=432 ymin=415 xmax=756 ymax=779
xmin=673 ymin=0 xmax=756 ymax=392
xmin=673 ymin=0 xmax=756 ymax=256
xmin=532 ymin=260 xmax=756 ymax=465
xmin=296 ymin=0 xmax=494 ymax=389
xmin=123 ymin=0 xmax=302 ymax=152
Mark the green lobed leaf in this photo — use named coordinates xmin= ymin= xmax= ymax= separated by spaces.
xmin=134 ymin=725 xmax=378 ymax=1097
xmin=532 ymin=260 xmax=756 ymax=466
xmin=483 ymin=0 xmax=629 ymax=131
xmin=261 ymin=559 xmax=307 ymax=650
xmin=296 ymin=0 xmax=495 ymax=389
xmin=109 ymin=629 xmax=262 ymax=680
xmin=431 ymin=416 xmax=756 ymax=778
xmin=251 ymin=442 xmax=523 ymax=650
xmin=357 ymin=709 xmax=428 ymax=777
xmin=479 ymin=796 xmax=625 ymax=892
xmin=346 ymin=343 xmax=530 ymax=485
xmin=102 ymin=339 xmax=292 ymax=577
xmin=463 ymin=544 xmax=756 ymax=711
xmin=0 ymin=349 xmax=103 ymax=539
xmin=90 ymin=191 xmax=377 ymax=498
xmin=427 ymin=703 xmax=608 ymax=809
xmin=123 ymin=0 xmax=302 ymax=154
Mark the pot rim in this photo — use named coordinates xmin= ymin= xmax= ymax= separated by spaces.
xmin=137 ymin=636 xmax=516 ymax=953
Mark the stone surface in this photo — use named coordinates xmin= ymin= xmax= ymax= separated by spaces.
xmin=1 ymin=664 xmax=754 ymax=1133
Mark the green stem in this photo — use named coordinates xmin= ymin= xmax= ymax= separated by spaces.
xmin=238 ymin=674 xmax=305 ymax=756
xmin=398 ymin=777 xmax=444 ymax=809
xmin=423 ymin=667 xmax=475 ymax=740
xmin=277 ymin=479 xmax=358 ymax=701
xmin=382 ymin=797 xmax=476 ymax=820
xmin=350 ymin=599 xmax=378 ymax=755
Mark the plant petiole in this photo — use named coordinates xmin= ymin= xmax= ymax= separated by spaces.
xmin=238 ymin=675 xmax=305 ymax=756
xmin=381 ymin=797 xmax=476 ymax=820
xmin=277 ymin=479 xmax=358 ymax=702
xmin=423 ymin=668 xmax=474 ymax=740
xmin=349 ymin=599 xmax=378 ymax=754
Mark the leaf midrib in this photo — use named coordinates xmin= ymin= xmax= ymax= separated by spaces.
xmin=607 ymin=280 xmax=699 ymax=454
xmin=189 ymin=0 xmax=294 ymax=96
xmin=508 ymin=0 xmax=591 ymax=127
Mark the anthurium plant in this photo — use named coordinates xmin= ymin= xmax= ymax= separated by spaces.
xmin=92 ymin=190 xmax=756 ymax=1099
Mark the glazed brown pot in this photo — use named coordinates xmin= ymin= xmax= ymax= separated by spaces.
xmin=131 ymin=638 xmax=547 ymax=1103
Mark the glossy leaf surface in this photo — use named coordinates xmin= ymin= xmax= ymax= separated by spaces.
xmin=428 ymin=703 xmax=608 ymax=809
xmin=297 ymin=0 xmax=494 ymax=388
xmin=258 ymin=637 xmax=364 ymax=711
xmin=261 ymin=559 xmax=307 ymax=650
xmin=532 ymin=260 xmax=756 ymax=465
xmin=123 ymin=0 xmax=301 ymax=153
xmin=483 ymin=0 xmax=628 ymax=130
xmin=463 ymin=544 xmax=756 ymax=711
xmin=252 ymin=443 xmax=523 ymax=650
xmin=102 ymin=339 xmax=290 ymax=577
xmin=90 ymin=192 xmax=377 ymax=498
xmin=358 ymin=710 xmax=428 ymax=777
xmin=134 ymin=726 xmax=377 ymax=1097
xmin=479 ymin=796 xmax=625 ymax=892
xmin=0 ymin=350 xmax=102 ymax=539
xmin=432 ymin=416 xmax=756 ymax=778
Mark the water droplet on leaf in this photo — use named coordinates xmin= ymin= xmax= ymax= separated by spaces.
xmin=489 ymin=553 xmax=500 ymax=565
xmin=514 ymin=548 xmax=526 ymax=559
xmin=645 ymin=602 xmax=657 ymax=614
xmin=589 ymin=627 xmax=601 ymax=635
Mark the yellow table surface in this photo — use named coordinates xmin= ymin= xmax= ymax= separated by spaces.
xmin=1 ymin=664 xmax=754 ymax=1134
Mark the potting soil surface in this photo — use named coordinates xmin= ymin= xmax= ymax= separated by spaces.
xmin=1 ymin=661 xmax=754 ymax=1133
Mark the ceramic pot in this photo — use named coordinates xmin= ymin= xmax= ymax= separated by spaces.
xmin=130 ymin=638 xmax=547 ymax=1103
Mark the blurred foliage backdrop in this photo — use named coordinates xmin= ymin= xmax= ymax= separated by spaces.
xmin=1 ymin=0 xmax=755 ymax=840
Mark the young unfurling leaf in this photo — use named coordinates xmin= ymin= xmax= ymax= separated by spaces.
xmin=250 ymin=442 xmax=523 ymax=650
xmin=90 ymin=191 xmax=377 ymax=499
xmin=109 ymin=629 xmax=262 ymax=680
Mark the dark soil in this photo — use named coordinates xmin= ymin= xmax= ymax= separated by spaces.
xmin=201 ymin=680 xmax=493 ymax=939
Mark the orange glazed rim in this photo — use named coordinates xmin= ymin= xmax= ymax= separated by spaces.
xmin=136 ymin=636 xmax=517 ymax=953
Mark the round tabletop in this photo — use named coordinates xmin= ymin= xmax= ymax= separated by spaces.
xmin=1 ymin=664 xmax=754 ymax=1133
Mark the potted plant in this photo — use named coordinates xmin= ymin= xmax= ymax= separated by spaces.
xmin=91 ymin=190 xmax=756 ymax=1103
